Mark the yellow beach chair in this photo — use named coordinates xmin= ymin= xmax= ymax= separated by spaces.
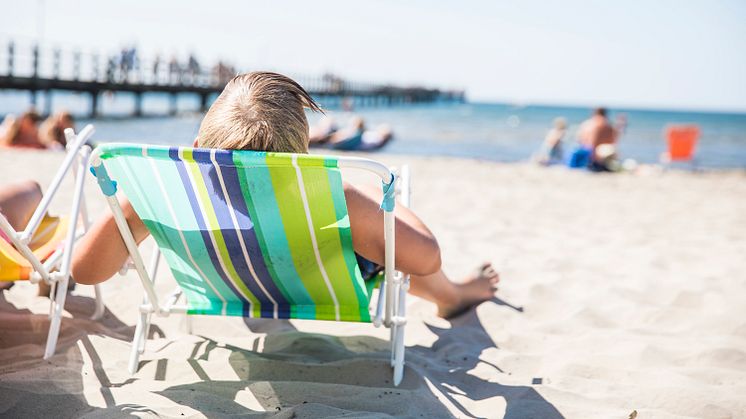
xmin=0 ymin=125 xmax=104 ymax=359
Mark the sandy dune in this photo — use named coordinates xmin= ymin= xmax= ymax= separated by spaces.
xmin=1 ymin=148 xmax=745 ymax=418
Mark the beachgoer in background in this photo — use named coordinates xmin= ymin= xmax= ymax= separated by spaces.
xmin=569 ymin=108 xmax=620 ymax=171
xmin=358 ymin=124 xmax=394 ymax=151
xmin=0 ymin=111 xmax=45 ymax=149
xmin=533 ymin=117 xmax=567 ymax=165
xmin=315 ymin=116 xmax=394 ymax=151
xmin=72 ymin=72 xmax=499 ymax=319
xmin=39 ymin=111 xmax=75 ymax=150
xmin=580 ymin=108 xmax=620 ymax=171
xmin=325 ymin=116 xmax=366 ymax=150
xmin=308 ymin=116 xmax=339 ymax=145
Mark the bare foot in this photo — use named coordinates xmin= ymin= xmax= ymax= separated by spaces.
xmin=437 ymin=263 xmax=500 ymax=319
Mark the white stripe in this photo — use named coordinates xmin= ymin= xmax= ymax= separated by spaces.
xmin=180 ymin=149 xmax=254 ymax=316
xmin=210 ymin=149 xmax=279 ymax=319
xmin=143 ymin=149 xmax=228 ymax=315
xmin=292 ymin=155 xmax=340 ymax=321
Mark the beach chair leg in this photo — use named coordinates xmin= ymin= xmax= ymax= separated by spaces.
xmin=48 ymin=281 xmax=57 ymax=319
xmin=390 ymin=324 xmax=397 ymax=367
xmin=392 ymin=275 xmax=409 ymax=386
xmin=44 ymin=276 xmax=70 ymax=360
xmin=128 ymin=310 xmax=148 ymax=374
xmin=138 ymin=312 xmax=151 ymax=354
xmin=91 ymin=284 xmax=105 ymax=320
xmin=392 ymin=322 xmax=405 ymax=386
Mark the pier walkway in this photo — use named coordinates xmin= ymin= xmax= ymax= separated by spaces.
xmin=0 ymin=40 xmax=464 ymax=118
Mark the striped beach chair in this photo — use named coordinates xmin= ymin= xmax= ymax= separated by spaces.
xmin=90 ymin=143 xmax=410 ymax=385
xmin=0 ymin=125 xmax=104 ymax=359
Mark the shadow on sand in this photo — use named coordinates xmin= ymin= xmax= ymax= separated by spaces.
xmin=409 ymin=305 xmax=563 ymax=418
xmin=151 ymin=296 xmax=562 ymax=418
xmin=0 ymin=290 xmax=165 ymax=418
xmin=0 ymin=288 xmax=562 ymax=418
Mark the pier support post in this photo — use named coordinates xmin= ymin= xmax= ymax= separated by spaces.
xmin=134 ymin=92 xmax=143 ymax=117
xmin=199 ymin=93 xmax=209 ymax=113
xmin=90 ymin=92 xmax=99 ymax=118
xmin=44 ymin=90 xmax=53 ymax=116
xmin=169 ymin=93 xmax=178 ymax=116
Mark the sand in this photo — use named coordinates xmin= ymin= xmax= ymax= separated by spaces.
xmin=1 ymin=148 xmax=745 ymax=418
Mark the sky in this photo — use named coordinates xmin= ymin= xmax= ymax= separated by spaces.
xmin=2 ymin=0 xmax=745 ymax=112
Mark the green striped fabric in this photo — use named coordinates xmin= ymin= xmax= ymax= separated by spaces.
xmin=96 ymin=143 xmax=372 ymax=322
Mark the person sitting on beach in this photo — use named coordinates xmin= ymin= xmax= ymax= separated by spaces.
xmin=39 ymin=111 xmax=75 ymax=150
xmin=71 ymin=71 xmax=499 ymax=318
xmin=0 ymin=111 xmax=46 ymax=150
xmin=577 ymin=107 xmax=620 ymax=172
xmin=533 ymin=117 xmax=567 ymax=165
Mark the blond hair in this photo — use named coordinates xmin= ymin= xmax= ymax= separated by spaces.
xmin=197 ymin=72 xmax=322 ymax=153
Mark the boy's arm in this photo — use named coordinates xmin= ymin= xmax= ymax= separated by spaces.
xmin=72 ymin=195 xmax=149 ymax=285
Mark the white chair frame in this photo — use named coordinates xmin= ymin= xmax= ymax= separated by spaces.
xmin=0 ymin=125 xmax=105 ymax=359
xmin=89 ymin=145 xmax=411 ymax=386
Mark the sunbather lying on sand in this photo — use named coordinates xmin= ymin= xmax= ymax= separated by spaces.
xmin=72 ymin=72 xmax=499 ymax=318
xmin=309 ymin=116 xmax=394 ymax=151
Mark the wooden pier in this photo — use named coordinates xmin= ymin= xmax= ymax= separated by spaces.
xmin=0 ymin=41 xmax=465 ymax=118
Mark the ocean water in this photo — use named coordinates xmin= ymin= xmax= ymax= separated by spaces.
xmin=2 ymin=91 xmax=745 ymax=168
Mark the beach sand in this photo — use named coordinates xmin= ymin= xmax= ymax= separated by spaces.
xmin=1 ymin=148 xmax=745 ymax=418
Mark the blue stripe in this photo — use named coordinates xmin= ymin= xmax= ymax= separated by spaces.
xmin=193 ymin=149 xmax=286 ymax=318
xmin=169 ymin=148 xmax=251 ymax=318
xmin=211 ymin=149 xmax=292 ymax=318
xmin=233 ymin=153 xmax=316 ymax=318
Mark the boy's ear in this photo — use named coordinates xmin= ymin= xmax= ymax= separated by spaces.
xmin=193 ymin=138 xmax=199 ymax=147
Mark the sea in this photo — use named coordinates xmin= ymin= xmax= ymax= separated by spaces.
xmin=2 ymin=91 xmax=745 ymax=169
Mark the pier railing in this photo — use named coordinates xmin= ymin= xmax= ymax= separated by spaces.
xmin=0 ymin=39 xmax=465 ymax=117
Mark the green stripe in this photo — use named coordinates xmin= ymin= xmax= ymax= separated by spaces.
xmin=265 ymin=154 xmax=335 ymax=311
xmin=181 ymin=149 xmax=262 ymax=317
xmin=234 ymin=153 xmax=315 ymax=319
xmin=299 ymin=164 xmax=366 ymax=321
xmin=325 ymin=162 xmax=371 ymax=321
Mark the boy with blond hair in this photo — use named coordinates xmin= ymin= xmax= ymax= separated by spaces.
xmin=73 ymin=72 xmax=499 ymax=318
